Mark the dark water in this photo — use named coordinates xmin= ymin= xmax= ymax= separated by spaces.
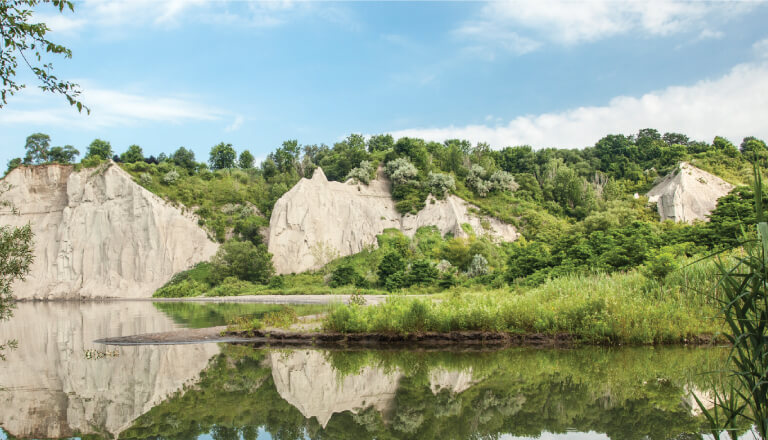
xmin=0 ymin=302 xmax=743 ymax=440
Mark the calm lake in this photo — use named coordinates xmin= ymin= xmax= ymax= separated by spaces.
xmin=0 ymin=301 xmax=738 ymax=439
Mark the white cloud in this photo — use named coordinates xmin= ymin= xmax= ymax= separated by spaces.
xmin=36 ymin=0 xmax=350 ymax=34
xmin=697 ymin=29 xmax=724 ymax=40
xmin=0 ymin=86 xmax=223 ymax=129
xmin=32 ymin=13 xmax=86 ymax=33
xmin=754 ymin=37 xmax=768 ymax=58
xmin=458 ymin=1 xmax=754 ymax=56
xmin=390 ymin=60 xmax=768 ymax=149
xmin=225 ymin=115 xmax=245 ymax=132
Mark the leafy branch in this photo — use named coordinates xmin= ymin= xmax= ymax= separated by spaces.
xmin=0 ymin=0 xmax=88 ymax=112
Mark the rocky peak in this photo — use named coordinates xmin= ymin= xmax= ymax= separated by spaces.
xmin=646 ymin=162 xmax=735 ymax=223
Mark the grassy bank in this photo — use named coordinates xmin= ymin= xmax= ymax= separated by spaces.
xmin=322 ymin=257 xmax=725 ymax=344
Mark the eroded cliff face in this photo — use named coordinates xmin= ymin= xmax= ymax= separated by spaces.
xmin=0 ymin=163 xmax=218 ymax=299
xmin=269 ymin=350 xmax=475 ymax=428
xmin=646 ymin=162 xmax=735 ymax=223
xmin=0 ymin=302 xmax=220 ymax=439
xmin=268 ymin=168 xmax=518 ymax=274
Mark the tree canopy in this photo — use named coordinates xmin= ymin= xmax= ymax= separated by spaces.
xmin=0 ymin=0 xmax=86 ymax=112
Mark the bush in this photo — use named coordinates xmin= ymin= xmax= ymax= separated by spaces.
xmin=643 ymin=250 xmax=678 ymax=282
xmin=426 ymin=172 xmax=455 ymax=197
xmin=384 ymin=157 xmax=418 ymax=184
xmin=262 ymin=306 xmax=298 ymax=328
xmin=406 ymin=259 xmax=438 ymax=286
xmin=209 ymin=240 xmax=275 ymax=285
xmin=162 ymin=169 xmax=180 ymax=185
xmin=345 ymin=160 xmax=374 ymax=184
xmin=384 ymin=270 xmax=406 ymax=292
xmin=329 ymin=265 xmax=361 ymax=287
xmin=466 ymin=254 xmax=489 ymax=278
xmin=153 ymin=279 xmax=207 ymax=298
xmin=466 ymin=165 xmax=490 ymax=197
xmin=378 ymin=251 xmax=406 ymax=282
xmin=488 ymin=170 xmax=518 ymax=193
xmin=139 ymin=173 xmax=152 ymax=186
xmin=268 ymin=275 xmax=285 ymax=289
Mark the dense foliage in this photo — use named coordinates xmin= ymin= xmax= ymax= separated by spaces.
xmin=4 ymin=128 xmax=767 ymax=296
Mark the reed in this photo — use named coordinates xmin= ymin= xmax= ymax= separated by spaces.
xmin=696 ymin=166 xmax=768 ymax=439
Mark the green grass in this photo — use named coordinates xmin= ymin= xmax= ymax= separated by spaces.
xmin=322 ymin=259 xmax=725 ymax=344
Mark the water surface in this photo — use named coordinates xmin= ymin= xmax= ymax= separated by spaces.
xmin=0 ymin=302 xmax=734 ymax=439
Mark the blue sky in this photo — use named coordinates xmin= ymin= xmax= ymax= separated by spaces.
xmin=1 ymin=0 xmax=768 ymax=168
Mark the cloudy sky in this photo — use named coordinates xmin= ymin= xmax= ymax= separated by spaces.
xmin=1 ymin=0 xmax=768 ymax=167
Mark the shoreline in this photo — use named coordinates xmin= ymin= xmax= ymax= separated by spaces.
xmin=95 ymin=326 xmax=722 ymax=349
xmin=13 ymin=294 xmax=390 ymax=305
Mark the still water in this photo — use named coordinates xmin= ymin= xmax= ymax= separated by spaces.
xmin=0 ymin=302 xmax=733 ymax=439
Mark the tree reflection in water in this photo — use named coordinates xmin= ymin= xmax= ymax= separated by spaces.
xmin=121 ymin=345 xmax=731 ymax=440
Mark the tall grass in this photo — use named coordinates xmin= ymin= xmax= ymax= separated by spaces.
xmin=323 ymin=262 xmax=723 ymax=344
xmin=697 ymin=167 xmax=768 ymax=439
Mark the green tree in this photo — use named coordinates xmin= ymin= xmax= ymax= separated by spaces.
xmin=0 ymin=0 xmax=87 ymax=112
xmin=170 ymin=147 xmax=196 ymax=172
xmin=22 ymin=133 xmax=50 ymax=164
xmin=209 ymin=143 xmax=236 ymax=170
xmin=329 ymin=265 xmax=361 ymax=287
xmin=47 ymin=145 xmax=78 ymax=163
xmin=0 ymin=188 xmax=34 ymax=360
xmin=405 ymin=259 xmax=438 ymax=286
xmin=209 ymin=241 xmax=274 ymax=284
xmin=377 ymin=251 xmax=405 ymax=284
xmin=712 ymin=136 xmax=739 ymax=157
xmin=85 ymin=139 xmax=113 ymax=160
xmin=739 ymin=136 xmax=768 ymax=162
xmin=5 ymin=158 xmax=21 ymax=175
xmin=316 ymin=135 xmax=369 ymax=181
xmin=238 ymin=150 xmax=255 ymax=169
xmin=120 ymin=145 xmax=144 ymax=163
xmin=367 ymin=134 xmax=394 ymax=153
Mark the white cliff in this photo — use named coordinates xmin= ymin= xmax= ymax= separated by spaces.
xmin=0 ymin=163 xmax=218 ymax=299
xmin=0 ymin=302 xmax=220 ymax=439
xmin=646 ymin=162 xmax=734 ymax=223
xmin=268 ymin=168 xmax=518 ymax=274
xmin=269 ymin=350 xmax=475 ymax=428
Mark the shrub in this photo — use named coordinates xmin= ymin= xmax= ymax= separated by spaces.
xmin=426 ymin=172 xmax=455 ymax=197
xmin=329 ymin=265 xmax=361 ymax=287
xmin=209 ymin=240 xmax=275 ymax=285
xmin=162 ymin=169 xmax=180 ymax=185
xmin=268 ymin=275 xmax=285 ymax=289
xmin=384 ymin=157 xmax=418 ymax=184
xmin=378 ymin=251 xmax=406 ymax=282
xmin=466 ymin=165 xmax=490 ymax=197
xmin=262 ymin=306 xmax=298 ymax=328
xmin=466 ymin=254 xmax=489 ymax=278
xmin=488 ymin=170 xmax=518 ymax=192
xmin=345 ymin=160 xmax=374 ymax=184
xmin=406 ymin=259 xmax=438 ymax=286
xmin=384 ymin=270 xmax=406 ymax=292
xmin=153 ymin=279 xmax=207 ymax=298
xmin=643 ymin=250 xmax=678 ymax=282
xmin=139 ymin=173 xmax=152 ymax=186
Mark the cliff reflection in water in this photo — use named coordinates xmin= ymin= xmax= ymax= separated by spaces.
xmin=0 ymin=302 xmax=727 ymax=440
xmin=0 ymin=302 xmax=220 ymax=439
xmin=124 ymin=344 xmax=724 ymax=440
